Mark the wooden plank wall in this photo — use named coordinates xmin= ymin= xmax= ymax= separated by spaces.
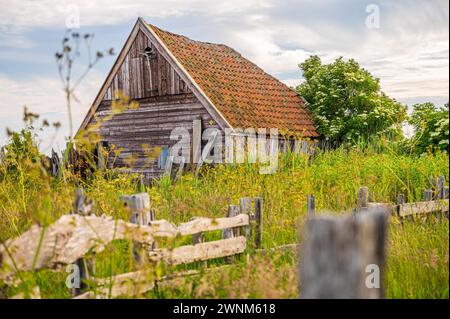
xmin=103 ymin=30 xmax=191 ymax=101
xmin=94 ymin=94 xmax=221 ymax=180
xmin=87 ymin=30 xmax=222 ymax=181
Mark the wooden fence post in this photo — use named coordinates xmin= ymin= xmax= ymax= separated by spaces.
xmin=50 ymin=149 xmax=61 ymax=177
xmin=240 ymin=197 xmax=252 ymax=215
xmin=437 ymin=175 xmax=445 ymax=200
xmin=397 ymin=193 xmax=404 ymax=205
xmin=424 ymin=189 xmax=433 ymax=201
xmin=119 ymin=193 xmax=152 ymax=265
xmin=307 ymin=194 xmax=315 ymax=218
xmin=254 ymin=197 xmax=263 ymax=249
xmin=71 ymin=188 xmax=94 ymax=297
xmin=300 ymin=209 xmax=388 ymax=299
xmin=225 ymin=205 xmax=241 ymax=238
xmin=396 ymin=193 xmax=404 ymax=219
xmin=96 ymin=141 xmax=106 ymax=169
xmin=240 ymin=197 xmax=252 ymax=240
xmin=222 ymin=205 xmax=240 ymax=262
xmin=356 ymin=186 xmax=369 ymax=213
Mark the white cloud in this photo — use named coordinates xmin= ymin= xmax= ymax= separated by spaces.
xmin=0 ymin=0 xmax=272 ymax=29
xmin=0 ymin=71 xmax=103 ymax=152
xmin=0 ymin=0 xmax=448 ymax=152
xmin=205 ymin=0 xmax=449 ymax=100
xmin=281 ymin=78 xmax=304 ymax=88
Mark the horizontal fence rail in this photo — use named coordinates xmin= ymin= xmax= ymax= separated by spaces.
xmin=0 ymin=214 xmax=250 ymax=279
xmin=0 ymin=190 xmax=262 ymax=299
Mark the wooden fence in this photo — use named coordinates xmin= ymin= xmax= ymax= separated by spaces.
xmin=300 ymin=175 xmax=448 ymax=298
xmin=0 ymin=191 xmax=263 ymax=299
xmin=306 ymin=175 xmax=449 ymax=219
xmin=2 ymin=175 xmax=448 ymax=299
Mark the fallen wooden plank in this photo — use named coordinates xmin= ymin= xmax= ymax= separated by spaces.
xmin=398 ymin=199 xmax=449 ymax=217
xmin=146 ymin=214 xmax=249 ymax=237
xmin=0 ymin=213 xmax=249 ymax=280
xmin=75 ymin=269 xmax=156 ymax=299
xmin=367 ymin=202 xmax=395 ymax=215
xmin=149 ymin=236 xmax=247 ymax=265
xmin=76 ymin=265 xmax=233 ymax=299
xmin=10 ymin=286 xmax=41 ymax=299
xmin=0 ymin=214 xmax=155 ymax=279
xmin=177 ymin=214 xmax=249 ymax=236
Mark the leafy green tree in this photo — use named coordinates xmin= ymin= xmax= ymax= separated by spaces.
xmin=409 ymin=102 xmax=449 ymax=154
xmin=296 ymin=56 xmax=407 ymax=145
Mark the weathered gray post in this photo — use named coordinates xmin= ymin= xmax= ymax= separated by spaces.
xmin=356 ymin=186 xmax=369 ymax=213
xmin=397 ymin=193 xmax=404 ymax=205
xmin=300 ymin=210 xmax=388 ymax=299
xmin=240 ymin=197 xmax=252 ymax=239
xmin=307 ymin=194 xmax=315 ymax=218
xmin=396 ymin=193 xmax=404 ymax=218
xmin=424 ymin=189 xmax=433 ymax=201
xmin=437 ymin=175 xmax=445 ymax=200
xmin=222 ymin=205 xmax=240 ymax=262
xmin=119 ymin=193 xmax=152 ymax=264
xmin=254 ymin=197 xmax=263 ymax=249
xmin=222 ymin=205 xmax=240 ymax=240
xmin=71 ymin=188 xmax=94 ymax=297
xmin=192 ymin=231 xmax=204 ymax=245
xmin=51 ymin=149 xmax=61 ymax=177
xmin=96 ymin=141 xmax=106 ymax=169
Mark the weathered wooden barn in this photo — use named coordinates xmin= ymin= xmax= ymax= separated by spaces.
xmin=77 ymin=17 xmax=318 ymax=180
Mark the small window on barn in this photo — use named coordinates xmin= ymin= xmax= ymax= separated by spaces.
xmin=158 ymin=146 xmax=169 ymax=170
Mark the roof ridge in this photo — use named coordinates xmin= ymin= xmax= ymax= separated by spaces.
xmin=148 ymin=23 xmax=300 ymax=93
xmin=147 ymin=23 xmax=233 ymax=49
xmin=146 ymin=21 xmax=317 ymax=136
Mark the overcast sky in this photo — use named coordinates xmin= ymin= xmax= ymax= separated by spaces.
xmin=0 ymin=0 xmax=448 ymax=153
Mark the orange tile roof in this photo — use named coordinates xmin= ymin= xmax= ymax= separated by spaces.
xmin=149 ymin=24 xmax=318 ymax=137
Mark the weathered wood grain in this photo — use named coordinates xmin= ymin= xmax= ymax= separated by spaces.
xmin=307 ymin=194 xmax=315 ymax=218
xmin=176 ymin=214 xmax=249 ymax=236
xmin=356 ymin=186 xmax=369 ymax=213
xmin=149 ymin=236 xmax=247 ymax=265
xmin=424 ymin=189 xmax=433 ymax=201
xmin=120 ymin=193 xmax=152 ymax=264
xmin=222 ymin=205 xmax=240 ymax=239
xmin=79 ymin=269 xmax=156 ymax=299
xmin=398 ymin=199 xmax=449 ymax=217
xmin=254 ymin=197 xmax=263 ymax=249
xmin=367 ymin=202 xmax=395 ymax=215
xmin=102 ymin=30 xmax=192 ymax=102
xmin=0 ymin=215 xmax=155 ymax=279
xmin=300 ymin=210 xmax=388 ymax=299
xmin=0 ymin=212 xmax=250 ymax=280
xmin=11 ymin=286 xmax=41 ymax=299
xmin=76 ymin=265 xmax=233 ymax=299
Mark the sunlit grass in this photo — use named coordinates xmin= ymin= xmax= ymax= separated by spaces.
xmin=0 ymin=146 xmax=448 ymax=298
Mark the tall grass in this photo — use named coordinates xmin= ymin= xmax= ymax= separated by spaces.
xmin=0 ymin=144 xmax=448 ymax=298
xmin=150 ymin=148 xmax=449 ymax=247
